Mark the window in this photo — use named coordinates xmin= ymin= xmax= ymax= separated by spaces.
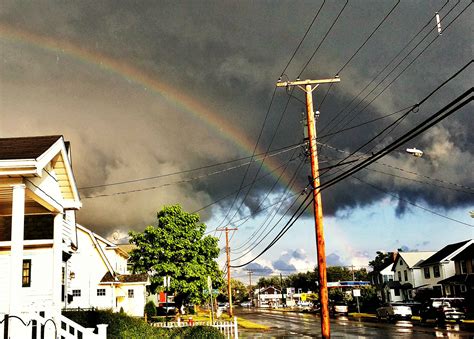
xmin=460 ymin=260 xmax=467 ymax=274
xmin=72 ymin=289 xmax=81 ymax=297
xmin=433 ymin=265 xmax=440 ymax=278
xmin=394 ymin=288 xmax=400 ymax=296
xmin=424 ymin=267 xmax=430 ymax=279
xmin=22 ymin=259 xmax=31 ymax=287
xmin=404 ymin=270 xmax=408 ymax=281
xmin=97 ymin=289 xmax=106 ymax=296
xmin=128 ymin=289 xmax=134 ymax=298
xmin=460 ymin=285 xmax=467 ymax=293
xmin=397 ymin=271 xmax=401 ymax=281
xmin=399 ymin=260 xmax=403 ymax=266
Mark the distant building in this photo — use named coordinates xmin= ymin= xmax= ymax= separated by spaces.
xmin=391 ymin=251 xmax=435 ymax=301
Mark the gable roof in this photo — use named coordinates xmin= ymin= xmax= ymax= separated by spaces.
xmin=452 ymin=243 xmax=474 ymax=261
xmin=392 ymin=252 xmax=436 ymax=270
xmin=418 ymin=240 xmax=472 ymax=267
xmin=0 ymin=135 xmax=62 ymax=160
xmin=0 ymin=135 xmax=81 ymax=210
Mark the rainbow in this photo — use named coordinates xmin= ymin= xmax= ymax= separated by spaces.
xmin=1 ymin=24 xmax=337 ymax=250
xmin=0 ymin=24 xmax=296 ymax=187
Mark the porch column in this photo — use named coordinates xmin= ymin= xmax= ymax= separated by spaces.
xmin=9 ymin=183 xmax=26 ymax=315
xmin=52 ymin=213 xmax=63 ymax=325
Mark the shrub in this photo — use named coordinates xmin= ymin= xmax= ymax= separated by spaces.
xmin=145 ymin=301 xmax=157 ymax=319
xmin=63 ymin=310 xmax=225 ymax=339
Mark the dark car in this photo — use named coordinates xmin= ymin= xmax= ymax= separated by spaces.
xmin=420 ymin=298 xmax=466 ymax=323
xmin=157 ymin=302 xmax=176 ymax=315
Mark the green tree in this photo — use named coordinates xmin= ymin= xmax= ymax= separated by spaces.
xmin=326 ymin=266 xmax=352 ymax=282
xmin=128 ymin=205 xmax=223 ymax=307
xmin=218 ymin=278 xmax=249 ymax=303
xmin=369 ymin=251 xmax=394 ymax=272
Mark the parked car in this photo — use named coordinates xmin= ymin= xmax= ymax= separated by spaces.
xmin=376 ymin=303 xmax=412 ymax=321
xmin=240 ymin=301 xmax=252 ymax=307
xmin=217 ymin=302 xmax=229 ymax=311
xmin=297 ymin=301 xmax=313 ymax=309
xmin=420 ymin=298 xmax=466 ymax=323
xmin=157 ymin=302 xmax=176 ymax=315
xmin=330 ymin=302 xmax=349 ymax=316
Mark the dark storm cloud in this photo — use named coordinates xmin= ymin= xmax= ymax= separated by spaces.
xmin=1 ymin=1 xmax=472 ymax=236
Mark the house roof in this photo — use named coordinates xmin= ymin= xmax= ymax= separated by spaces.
xmin=452 ymin=243 xmax=474 ymax=261
xmin=438 ymin=273 xmax=474 ymax=285
xmin=418 ymin=240 xmax=471 ymax=267
xmin=0 ymin=135 xmax=62 ymax=160
xmin=100 ymin=272 xmax=149 ymax=284
xmin=393 ymin=252 xmax=436 ymax=270
xmin=0 ymin=135 xmax=81 ymax=211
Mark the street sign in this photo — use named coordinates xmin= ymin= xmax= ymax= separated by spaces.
xmin=353 ymin=289 xmax=361 ymax=297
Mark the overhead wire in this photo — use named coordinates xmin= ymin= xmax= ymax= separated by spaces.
xmin=231 ymin=89 xmax=472 ymax=267
xmin=353 ymin=176 xmax=474 ymax=227
xmin=321 ymin=0 xmax=468 ymax=137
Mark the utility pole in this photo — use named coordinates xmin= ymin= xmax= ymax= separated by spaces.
xmin=280 ymin=273 xmax=285 ymax=307
xmin=277 ymin=77 xmax=340 ymax=339
xmin=247 ymin=270 xmax=254 ymax=306
xmin=217 ymin=227 xmax=237 ymax=317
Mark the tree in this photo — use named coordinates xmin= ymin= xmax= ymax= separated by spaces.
xmin=218 ymin=278 xmax=249 ymax=303
xmin=369 ymin=251 xmax=394 ymax=272
xmin=128 ymin=205 xmax=223 ymax=307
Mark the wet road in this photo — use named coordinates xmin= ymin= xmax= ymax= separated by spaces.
xmin=236 ymin=308 xmax=474 ymax=338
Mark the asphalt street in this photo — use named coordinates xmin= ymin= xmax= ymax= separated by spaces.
xmin=235 ymin=308 xmax=474 ymax=338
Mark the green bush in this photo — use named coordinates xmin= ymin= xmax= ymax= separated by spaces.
xmin=171 ymin=326 xmax=224 ymax=339
xmin=63 ymin=310 xmax=225 ymax=339
xmin=145 ymin=301 xmax=157 ymax=319
xmin=63 ymin=309 xmax=167 ymax=339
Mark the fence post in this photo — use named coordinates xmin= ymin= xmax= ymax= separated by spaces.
xmin=233 ymin=316 xmax=238 ymax=338
xmin=3 ymin=314 xmax=8 ymax=339
xmin=97 ymin=324 xmax=108 ymax=339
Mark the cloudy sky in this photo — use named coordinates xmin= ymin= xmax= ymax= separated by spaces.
xmin=1 ymin=1 xmax=472 ymax=278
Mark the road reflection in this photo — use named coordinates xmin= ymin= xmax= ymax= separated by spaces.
xmin=394 ymin=320 xmax=413 ymax=334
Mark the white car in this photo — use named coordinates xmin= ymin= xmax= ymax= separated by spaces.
xmin=240 ymin=301 xmax=252 ymax=307
xmin=376 ymin=303 xmax=412 ymax=321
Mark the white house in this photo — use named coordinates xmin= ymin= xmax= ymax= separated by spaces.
xmin=417 ymin=240 xmax=473 ymax=296
xmin=67 ymin=224 xmax=149 ymax=316
xmin=392 ymin=251 xmax=435 ymax=301
xmin=0 ymin=135 xmax=86 ymax=337
xmin=372 ymin=263 xmax=404 ymax=303
xmin=253 ymin=286 xmax=283 ymax=307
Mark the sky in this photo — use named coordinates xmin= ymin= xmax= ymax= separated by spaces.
xmin=1 ymin=1 xmax=472 ymax=279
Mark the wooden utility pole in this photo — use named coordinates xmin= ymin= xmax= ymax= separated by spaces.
xmin=217 ymin=227 xmax=237 ymax=317
xmin=247 ymin=270 xmax=254 ymax=306
xmin=277 ymin=77 xmax=340 ymax=339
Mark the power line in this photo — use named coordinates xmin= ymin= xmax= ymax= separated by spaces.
xmin=280 ymin=0 xmax=326 ymax=77
xmin=79 ymin=140 xmax=306 ymax=190
xmin=297 ymin=0 xmax=349 ymax=77
xmin=319 ymin=89 xmax=473 ymax=192
xmin=353 ymin=176 xmax=474 ymax=228
xmin=318 ymin=0 xmax=449 ymax=119
xmin=231 ymin=89 xmax=472 ymax=268
xmin=322 ymin=1 xmax=469 ymax=137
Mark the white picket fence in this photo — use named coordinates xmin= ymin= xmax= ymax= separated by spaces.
xmin=152 ymin=316 xmax=239 ymax=338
